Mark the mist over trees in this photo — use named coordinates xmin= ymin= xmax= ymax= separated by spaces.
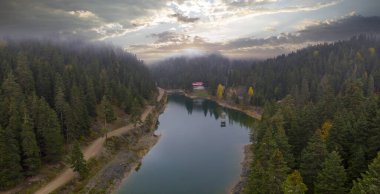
xmin=152 ymin=35 xmax=380 ymax=106
xmin=0 ymin=39 xmax=156 ymax=189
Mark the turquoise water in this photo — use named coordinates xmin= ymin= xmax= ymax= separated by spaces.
xmin=117 ymin=95 xmax=254 ymax=194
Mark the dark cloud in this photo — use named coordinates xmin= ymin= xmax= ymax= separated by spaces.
xmin=150 ymin=31 xmax=191 ymax=44
xmin=169 ymin=13 xmax=200 ymax=23
xmin=225 ymin=15 xmax=380 ymax=49
xmin=299 ymin=15 xmax=380 ymax=41
xmin=0 ymin=0 xmax=167 ymax=39
xmin=134 ymin=15 xmax=380 ymax=62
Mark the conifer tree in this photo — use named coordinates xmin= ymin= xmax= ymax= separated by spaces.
xmin=269 ymin=148 xmax=290 ymax=193
xmin=54 ymin=75 xmax=65 ymax=131
xmin=246 ymin=129 xmax=289 ymax=193
xmin=85 ymin=78 xmax=97 ymax=117
xmin=0 ymin=72 xmax=23 ymax=127
xmin=63 ymin=102 xmax=75 ymax=141
xmin=70 ymin=84 xmax=90 ymax=136
xmin=275 ymin=127 xmax=295 ymax=168
xmin=315 ymin=151 xmax=347 ymax=194
xmin=348 ymin=146 xmax=367 ymax=181
xmin=69 ymin=142 xmax=88 ymax=179
xmin=282 ymin=170 xmax=308 ymax=194
xmin=0 ymin=126 xmax=23 ymax=189
xmin=15 ymin=52 xmax=35 ymax=94
xmin=36 ymin=98 xmax=64 ymax=163
xmin=300 ymin=129 xmax=328 ymax=192
xmin=99 ymin=95 xmax=116 ymax=138
xmin=351 ymin=152 xmax=380 ymax=194
xmin=20 ymin=110 xmax=41 ymax=176
xmin=100 ymin=95 xmax=116 ymax=124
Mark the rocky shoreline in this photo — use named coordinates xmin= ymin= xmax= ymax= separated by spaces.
xmin=231 ymin=144 xmax=253 ymax=194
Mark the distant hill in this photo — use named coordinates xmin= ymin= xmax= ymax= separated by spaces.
xmin=151 ymin=35 xmax=380 ymax=105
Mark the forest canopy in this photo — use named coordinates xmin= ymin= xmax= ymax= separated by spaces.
xmin=0 ymin=39 xmax=156 ymax=189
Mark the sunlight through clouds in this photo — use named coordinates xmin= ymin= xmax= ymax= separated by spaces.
xmin=0 ymin=0 xmax=379 ymax=62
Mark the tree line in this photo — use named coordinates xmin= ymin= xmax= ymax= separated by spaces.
xmin=152 ymin=35 xmax=379 ymax=106
xmin=0 ymin=39 xmax=156 ymax=189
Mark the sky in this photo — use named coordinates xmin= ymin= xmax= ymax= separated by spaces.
xmin=1 ymin=0 xmax=380 ymax=63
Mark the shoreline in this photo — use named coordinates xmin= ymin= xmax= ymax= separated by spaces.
xmin=230 ymin=144 xmax=253 ymax=194
xmin=109 ymin=96 xmax=168 ymax=193
xmin=57 ymin=89 xmax=168 ymax=194
xmin=171 ymin=89 xmax=262 ymax=120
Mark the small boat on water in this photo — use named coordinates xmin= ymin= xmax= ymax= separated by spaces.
xmin=153 ymin=131 xmax=161 ymax=137
xmin=220 ymin=111 xmax=226 ymax=127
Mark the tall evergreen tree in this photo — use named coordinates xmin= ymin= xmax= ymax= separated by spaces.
xmin=20 ymin=110 xmax=41 ymax=176
xmin=275 ymin=127 xmax=295 ymax=168
xmin=15 ymin=52 xmax=35 ymax=94
xmin=247 ymin=129 xmax=289 ymax=194
xmin=36 ymin=98 xmax=64 ymax=163
xmin=99 ymin=95 xmax=116 ymax=125
xmin=300 ymin=129 xmax=328 ymax=192
xmin=315 ymin=151 xmax=347 ymax=194
xmin=85 ymin=78 xmax=97 ymax=117
xmin=54 ymin=75 xmax=65 ymax=130
xmin=351 ymin=152 xmax=380 ymax=194
xmin=282 ymin=170 xmax=308 ymax=194
xmin=0 ymin=126 xmax=23 ymax=189
xmin=348 ymin=146 xmax=367 ymax=182
xmin=70 ymin=84 xmax=90 ymax=136
xmin=269 ymin=148 xmax=290 ymax=193
xmin=69 ymin=142 xmax=88 ymax=179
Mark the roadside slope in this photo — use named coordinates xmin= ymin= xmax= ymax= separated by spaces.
xmin=35 ymin=88 xmax=165 ymax=194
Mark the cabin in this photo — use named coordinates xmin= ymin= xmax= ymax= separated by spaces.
xmin=192 ymin=82 xmax=205 ymax=90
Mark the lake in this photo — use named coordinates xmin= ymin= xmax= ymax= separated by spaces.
xmin=117 ymin=95 xmax=254 ymax=194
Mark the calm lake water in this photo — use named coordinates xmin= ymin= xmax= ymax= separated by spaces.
xmin=117 ymin=95 xmax=254 ymax=194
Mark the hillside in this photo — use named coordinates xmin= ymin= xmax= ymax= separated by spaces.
xmin=152 ymin=35 xmax=380 ymax=105
xmin=0 ymin=39 xmax=157 ymax=190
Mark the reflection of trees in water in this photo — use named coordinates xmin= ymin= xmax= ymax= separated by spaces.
xmin=169 ymin=95 xmax=256 ymax=129
xmin=185 ymin=98 xmax=193 ymax=114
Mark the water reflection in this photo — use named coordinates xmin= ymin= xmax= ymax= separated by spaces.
xmin=118 ymin=94 xmax=255 ymax=194
xmin=171 ymin=94 xmax=255 ymax=129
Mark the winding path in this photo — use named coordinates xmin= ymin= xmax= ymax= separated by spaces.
xmin=34 ymin=88 xmax=164 ymax=194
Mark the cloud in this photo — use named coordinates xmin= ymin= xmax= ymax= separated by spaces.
xmin=131 ymin=15 xmax=380 ymax=63
xmin=0 ymin=0 xmax=168 ymax=39
xmin=170 ymin=13 xmax=200 ymax=23
xmin=226 ymin=0 xmax=278 ymax=7
xmin=68 ymin=10 xmax=97 ymax=19
xmin=150 ymin=31 xmax=191 ymax=43
xmin=298 ymin=15 xmax=380 ymax=41
xmin=1 ymin=0 xmax=379 ymax=63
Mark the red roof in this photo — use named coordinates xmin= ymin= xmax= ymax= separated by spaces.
xmin=192 ymin=82 xmax=204 ymax=86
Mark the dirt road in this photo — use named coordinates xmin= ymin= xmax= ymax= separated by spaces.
xmin=34 ymin=88 xmax=165 ymax=194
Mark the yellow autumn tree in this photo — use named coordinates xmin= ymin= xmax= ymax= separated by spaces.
xmin=320 ymin=120 xmax=332 ymax=140
xmin=216 ymin=84 xmax=224 ymax=99
xmin=368 ymin=47 xmax=376 ymax=56
xmin=248 ymin=86 xmax=254 ymax=97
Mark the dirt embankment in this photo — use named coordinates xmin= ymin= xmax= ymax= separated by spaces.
xmin=68 ymin=94 xmax=167 ymax=194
